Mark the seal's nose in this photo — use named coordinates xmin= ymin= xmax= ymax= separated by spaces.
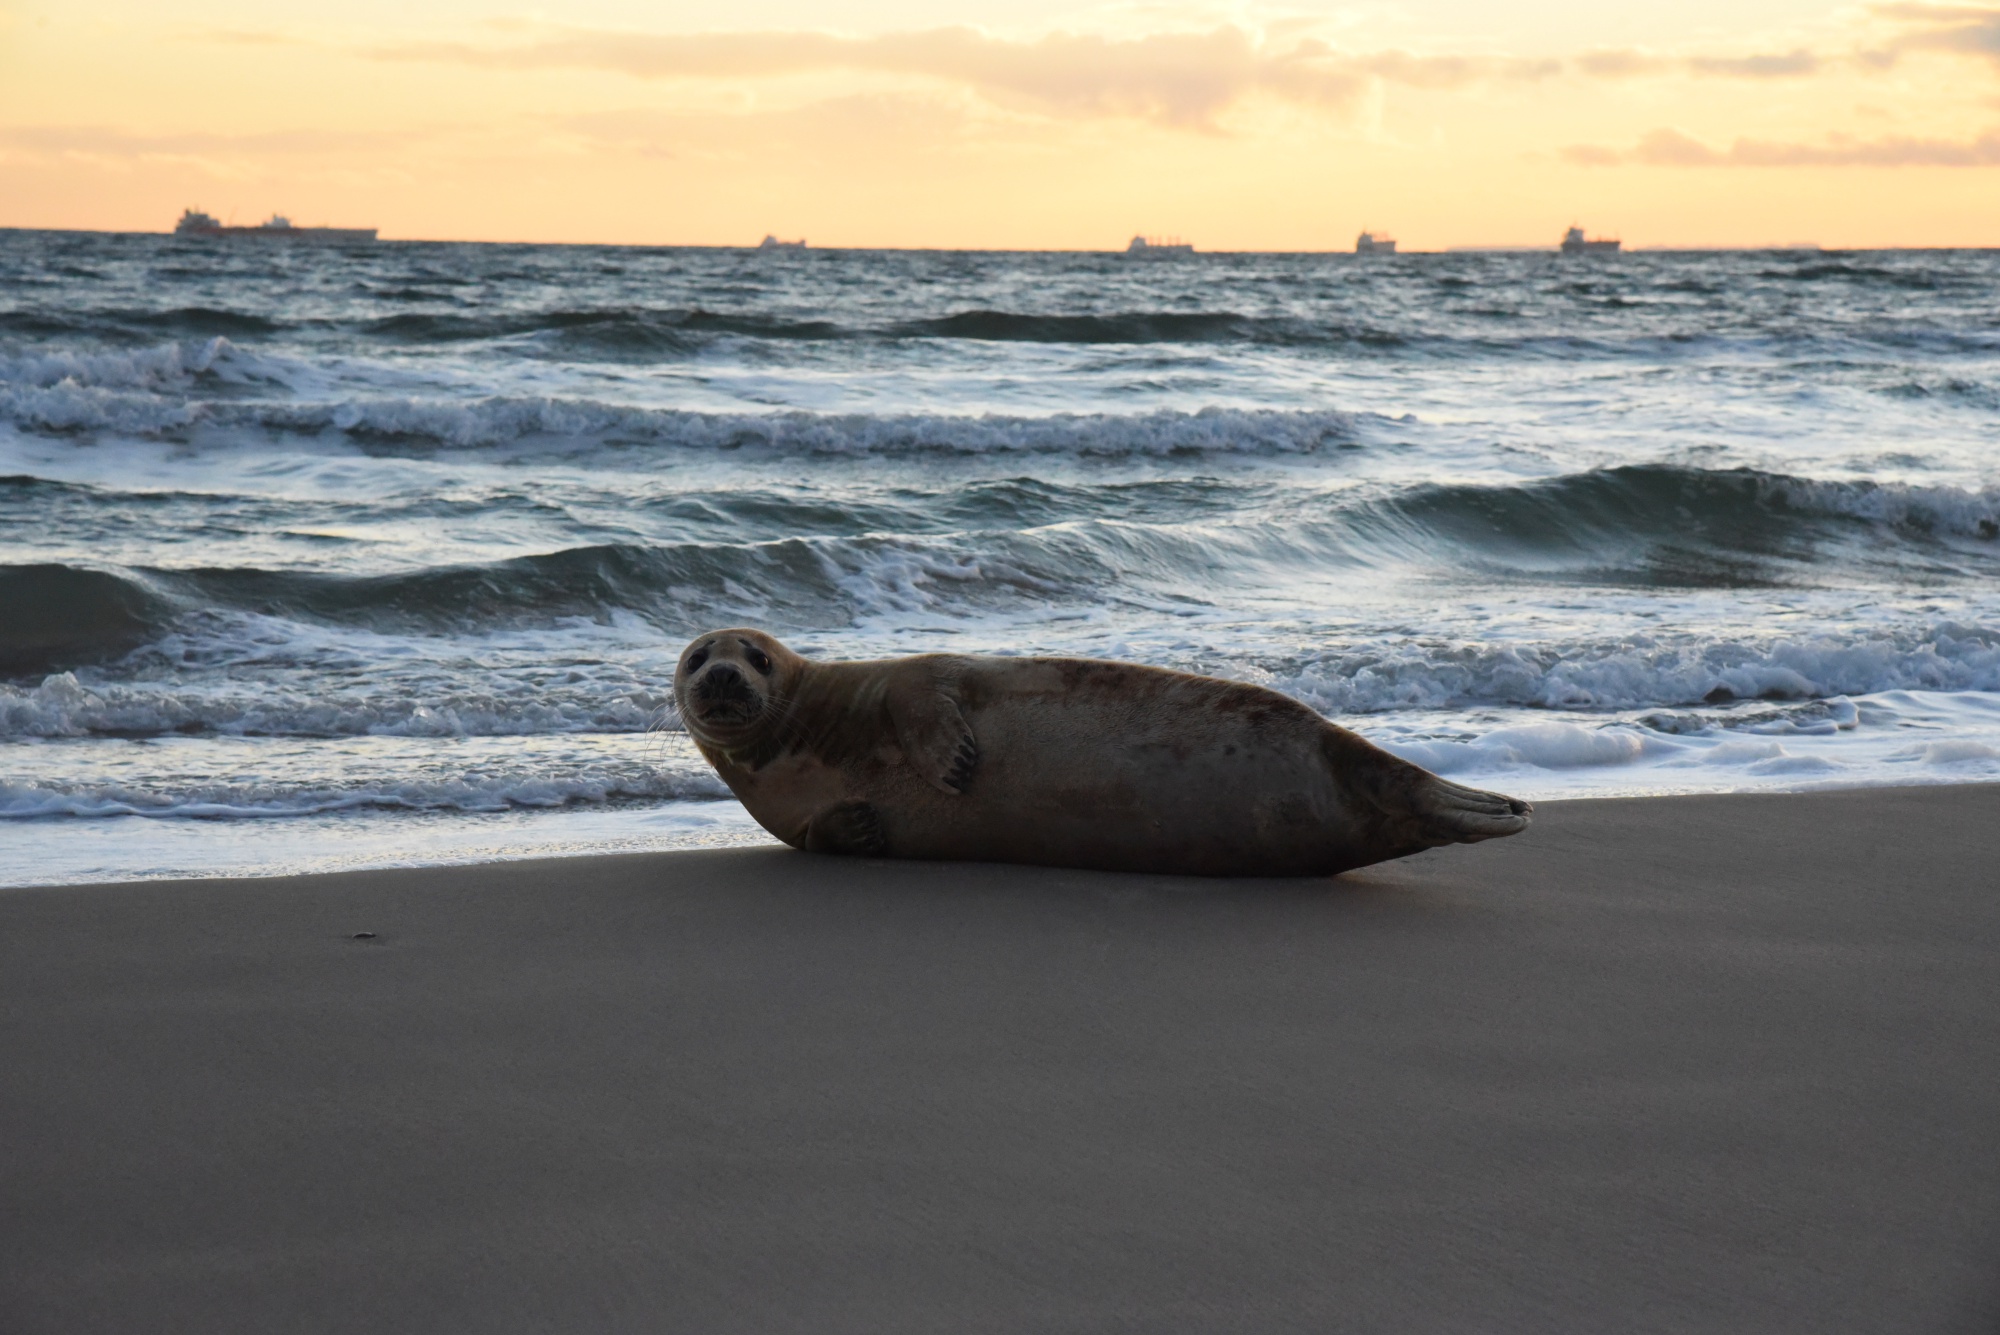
xmin=703 ymin=663 xmax=744 ymax=690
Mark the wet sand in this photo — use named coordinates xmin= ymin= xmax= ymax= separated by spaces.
xmin=4 ymin=786 xmax=1998 ymax=1333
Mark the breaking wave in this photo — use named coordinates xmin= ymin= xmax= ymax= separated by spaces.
xmin=0 ymin=668 xmax=670 ymax=740
xmin=895 ymin=309 xmax=1281 ymax=344
xmin=6 ymin=622 xmax=1997 ymax=743
xmin=1362 ymin=465 xmax=2000 ymax=552
xmin=0 ymin=343 xmax=1367 ymax=450
xmin=16 ymin=300 xmax=2000 ymax=359
xmin=0 ymin=766 xmax=728 ymax=819
xmin=0 ymin=564 xmax=174 ymax=675
xmin=1262 ymin=623 xmax=2000 ymax=715
xmin=4 ymin=465 xmax=1996 ymax=676
xmin=0 ymin=307 xmax=284 ymax=340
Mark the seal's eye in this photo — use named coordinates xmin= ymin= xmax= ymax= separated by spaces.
xmin=685 ymin=648 xmax=709 ymax=673
xmin=746 ymin=647 xmax=773 ymax=676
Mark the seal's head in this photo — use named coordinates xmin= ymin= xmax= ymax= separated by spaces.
xmin=673 ymin=628 xmax=802 ymax=747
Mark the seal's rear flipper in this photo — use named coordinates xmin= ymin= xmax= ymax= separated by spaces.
xmin=1415 ymin=777 xmax=1532 ymax=844
xmin=1325 ymin=727 xmax=1530 ymax=850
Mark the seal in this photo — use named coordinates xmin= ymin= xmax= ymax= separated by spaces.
xmin=674 ymin=628 xmax=1531 ymax=877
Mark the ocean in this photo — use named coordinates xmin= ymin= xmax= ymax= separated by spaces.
xmin=3 ymin=229 xmax=1998 ymax=885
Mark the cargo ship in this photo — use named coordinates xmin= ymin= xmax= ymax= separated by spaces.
xmin=757 ymin=235 xmax=806 ymax=250
xmin=1125 ymin=235 xmax=1194 ymax=256
xmin=173 ymin=209 xmax=377 ymax=242
xmin=1355 ymin=230 xmax=1397 ymax=255
xmin=1560 ymin=225 xmax=1620 ymax=255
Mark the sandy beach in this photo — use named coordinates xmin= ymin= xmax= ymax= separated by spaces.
xmin=3 ymin=785 xmax=1997 ymax=1333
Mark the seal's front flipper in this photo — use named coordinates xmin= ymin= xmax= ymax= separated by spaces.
xmin=804 ymin=800 xmax=888 ymax=856
xmin=887 ymin=672 xmax=978 ymax=794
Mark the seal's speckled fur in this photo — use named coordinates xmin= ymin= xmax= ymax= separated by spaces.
xmin=675 ymin=629 xmax=1530 ymax=877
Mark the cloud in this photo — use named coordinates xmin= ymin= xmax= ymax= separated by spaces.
xmin=1619 ymin=129 xmax=1734 ymax=164
xmin=1564 ymin=125 xmax=2000 ymax=166
xmin=364 ymin=26 xmax=1378 ymax=128
xmin=355 ymin=22 xmax=1871 ymax=126
xmin=155 ymin=16 xmax=1963 ymax=148
xmin=1346 ymin=49 xmax=1562 ymax=89
xmin=1558 ymin=143 xmax=1624 ymax=165
xmin=351 ymin=25 xmax=1676 ymax=130
xmin=1575 ymin=49 xmax=1671 ymax=78
xmin=1684 ymin=49 xmax=1821 ymax=77
xmin=1575 ymin=47 xmax=1823 ymax=79
xmin=1874 ymin=4 xmax=2000 ymax=61
xmin=551 ymin=93 xmax=993 ymax=161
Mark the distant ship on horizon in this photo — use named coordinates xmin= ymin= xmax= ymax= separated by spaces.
xmin=757 ymin=235 xmax=806 ymax=250
xmin=173 ymin=209 xmax=376 ymax=243
xmin=1126 ymin=235 xmax=1194 ymax=256
xmin=1560 ymin=225 xmax=1620 ymax=255
xmin=1355 ymin=230 xmax=1397 ymax=255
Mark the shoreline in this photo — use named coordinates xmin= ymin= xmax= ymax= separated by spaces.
xmin=6 ymin=776 xmax=2000 ymax=892
xmin=5 ymin=785 xmax=1998 ymax=1331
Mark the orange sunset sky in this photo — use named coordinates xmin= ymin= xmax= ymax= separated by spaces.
xmin=7 ymin=0 xmax=2000 ymax=249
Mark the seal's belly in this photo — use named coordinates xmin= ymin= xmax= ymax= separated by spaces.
xmin=717 ymin=750 xmax=854 ymax=849
xmin=863 ymin=691 xmax=1371 ymax=876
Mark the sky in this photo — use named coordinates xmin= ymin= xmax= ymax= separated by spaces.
xmin=6 ymin=1 xmax=2000 ymax=248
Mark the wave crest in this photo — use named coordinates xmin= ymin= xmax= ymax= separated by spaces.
xmin=0 ymin=766 xmax=728 ymax=819
xmin=0 ymin=565 xmax=172 ymax=675
xmin=2 ymin=380 xmax=1369 ymax=455
xmin=0 ymin=668 xmax=670 ymax=740
xmin=1265 ymin=623 xmax=2000 ymax=714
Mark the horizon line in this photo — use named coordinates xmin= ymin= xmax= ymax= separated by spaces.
xmin=13 ymin=224 xmax=2000 ymax=253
